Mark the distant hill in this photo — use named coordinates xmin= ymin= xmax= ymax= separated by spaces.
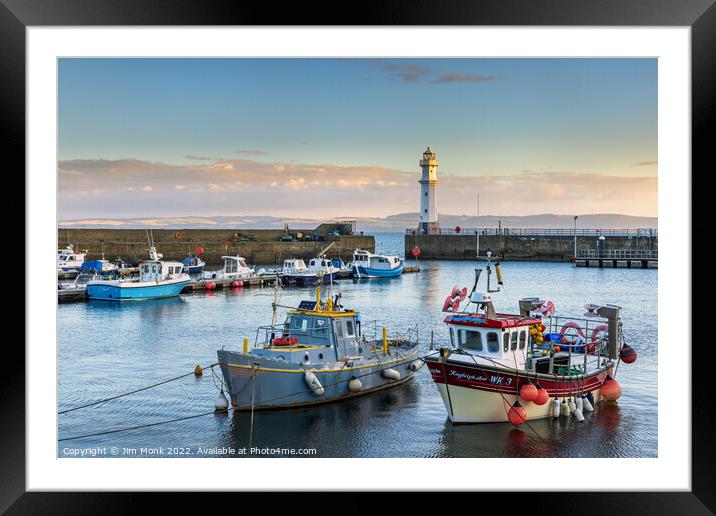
xmin=59 ymin=212 xmax=657 ymax=232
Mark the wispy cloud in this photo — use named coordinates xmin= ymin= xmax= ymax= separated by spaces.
xmin=184 ymin=154 xmax=213 ymax=161
xmin=372 ymin=61 xmax=432 ymax=82
xmin=57 ymin=157 xmax=657 ymax=219
xmin=432 ymin=73 xmax=499 ymax=83
xmin=634 ymin=160 xmax=657 ymax=167
xmin=233 ymin=149 xmax=269 ymax=156
xmin=371 ymin=61 xmax=499 ymax=84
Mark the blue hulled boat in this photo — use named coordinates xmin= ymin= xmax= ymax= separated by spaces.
xmin=351 ymin=249 xmax=403 ymax=278
xmin=86 ymin=247 xmax=190 ymax=301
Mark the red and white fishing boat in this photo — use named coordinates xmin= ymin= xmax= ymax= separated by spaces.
xmin=425 ymin=252 xmax=637 ymax=425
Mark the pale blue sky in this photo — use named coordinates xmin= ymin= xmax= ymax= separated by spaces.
xmin=58 ymin=58 xmax=657 ymax=219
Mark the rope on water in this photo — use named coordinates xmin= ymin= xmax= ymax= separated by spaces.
xmin=57 ymin=355 xmax=428 ymax=442
xmin=58 ymin=363 xmax=219 ymax=415
xmin=58 ymin=410 xmax=218 ymax=442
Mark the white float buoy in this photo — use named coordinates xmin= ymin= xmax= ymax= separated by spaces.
xmin=408 ymin=360 xmax=423 ymax=372
xmin=348 ymin=377 xmax=362 ymax=393
xmin=575 ymin=396 xmax=584 ymax=412
xmin=382 ymin=368 xmax=401 ymax=380
xmin=582 ymin=394 xmax=594 ymax=412
xmin=214 ymin=390 xmax=229 ymax=411
xmin=552 ymin=397 xmax=561 ymax=418
xmin=573 ymin=407 xmax=585 ymax=422
xmin=561 ymin=398 xmax=571 ymax=417
xmin=568 ymin=399 xmax=577 ymax=413
xmin=304 ymin=371 xmax=325 ymax=396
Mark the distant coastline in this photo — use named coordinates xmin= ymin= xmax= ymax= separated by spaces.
xmin=58 ymin=212 xmax=657 ymax=233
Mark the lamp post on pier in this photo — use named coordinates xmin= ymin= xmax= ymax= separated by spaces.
xmin=573 ymin=215 xmax=578 ymax=263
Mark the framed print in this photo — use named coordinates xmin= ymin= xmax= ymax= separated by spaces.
xmin=6 ymin=0 xmax=711 ymax=512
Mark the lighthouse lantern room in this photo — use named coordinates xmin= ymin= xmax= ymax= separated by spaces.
xmin=419 ymin=146 xmax=440 ymax=235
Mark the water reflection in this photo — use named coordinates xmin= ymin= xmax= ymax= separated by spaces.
xmin=58 ymin=243 xmax=656 ymax=458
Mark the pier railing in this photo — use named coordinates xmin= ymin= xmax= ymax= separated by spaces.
xmin=406 ymin=227 xmax=658 ymax=237
xmin=577 ymin=249 xmax=658 ymax=260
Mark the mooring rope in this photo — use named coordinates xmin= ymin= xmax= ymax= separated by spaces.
xmin=57 ymin=354 xmax=426 ymax=442
xmin=58 ymin=363 xmax=219 ymax=415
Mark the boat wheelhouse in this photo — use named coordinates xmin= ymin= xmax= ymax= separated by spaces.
xmin=424 ymin=253 xmax=634 ymax=425
xmin=217 ymin=283 xmax=421 ymax=410
xmin=182 ymin=254 xmax=206 ymax=275
xmin=352 ymin=249 xmax=403 ymax=278
xmin=280 ymin=258 xmax=338 ymax=286
xmin=203 ymin=255 xmax=254 ymax=281
xmin=86 ymin=247 xmax=190 ymax=301
xmin=79 ymin=259 xmax=119 ymax=278
xmin=57 ymin=244 xmax=87 ymax=272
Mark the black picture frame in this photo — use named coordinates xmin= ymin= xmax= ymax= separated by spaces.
xmin=6 ymin=0 xmax=708 ymax=513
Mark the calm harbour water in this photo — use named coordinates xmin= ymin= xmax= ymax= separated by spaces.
xmin=58 ymin=233 xmax=657 ymax=458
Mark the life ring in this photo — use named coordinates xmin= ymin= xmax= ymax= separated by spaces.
xmin=559 ymin=321 xmax=585 ymax=338
xmin=272 ymin=337 xmax=298 ymax=347
xmin=175 ymin=232 xmax=182 ymax=239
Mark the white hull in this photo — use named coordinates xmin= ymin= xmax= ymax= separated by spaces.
xmin=436 ymin=383 xmax=603 ymax=424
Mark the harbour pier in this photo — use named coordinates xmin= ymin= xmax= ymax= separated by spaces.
xmin=405 ymin=227 xmax=657 ymax=263
xmin=574 ymin=249 xmax=658 ymax=269
xmin=57 ymin=222 xmax=373 ymax=265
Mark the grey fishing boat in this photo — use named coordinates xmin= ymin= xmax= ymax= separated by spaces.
xmin=217 ymin=283 xmax=422 ymax=410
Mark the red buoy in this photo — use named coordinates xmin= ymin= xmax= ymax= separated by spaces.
xmin=205 ymin=281 xmax=216 ymax=290
xmin=231 ymin=280 xmax=240 ymax=288
xmin=411 ymin=246 xmax=421 ymax=257
xmin=454 ymin=225 xmax=461 ymax=234
xmin=195 ymin=246 xmax=204 ymax=255
xmin=507 ymin=400 xmax=528 ymax=426
xmin=519 ymin=379 xmax=538 ymax=402
xmin=534 ymin=383 xmax=550 ymax=406
xmin=600 ymin=375 xmax=622 ymax=401
xmin=619 ymin=344 xmax=637 ymax=364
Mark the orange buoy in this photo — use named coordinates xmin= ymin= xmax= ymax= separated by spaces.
xmin=600 ymin=375 xmax=622 ymax=401
xmin=507 ymin=400 xmax=528 ymax=426
xmin=175 ymin=232 xmax=182 ymax=239
xmin=539 ymin=323 xmax=546 ymax=332
xmin=205 ymin=281 xmax=216 ymax=290
xmin=552 ymin=345 xmax=561 ymax=353
xmin=619 ymin=344 xmax=637 ymax=364
xmin=560 ymin=336 xmax=568 ymax=344
xmin=231 ymin=280 xmax=240 ymax=288
xmin=519 ymin=379 xmax=538 ymax=402
xmin=534 ymin=383 xmax=550 ymax=405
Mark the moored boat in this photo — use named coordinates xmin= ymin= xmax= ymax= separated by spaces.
xmin=86 ymin=247 xmax=190 ymax=301
xmin=351 ymin=249 xmax=403 ymax=278
xmin=217 ymin=283 xmax=421 ymax=410
xmin=425 ymin=252 xmax=635 ymax=425
xmin=203 ymin=255 xmax=254 ymax=281
xmin=280 ymin=258 xmax=339 ymax=286
xmin=57 ymin=244 xmax=87 ymax=272
xmin=182 ymin=254 xmax=206 ymax=275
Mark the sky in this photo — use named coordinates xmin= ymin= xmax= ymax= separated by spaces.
xmin=58 ymin=58 xmax=657 ymax=220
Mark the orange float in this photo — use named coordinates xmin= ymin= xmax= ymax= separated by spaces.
xmin=519 ymin=380 xmax=538 ymax=402
xmin=534 ymin=383 xmax=550 ymax=405
xmin=600 ymin=375 xmax=622 ymax=401
xmin=507 ymin=400 xmax=528 ymax=426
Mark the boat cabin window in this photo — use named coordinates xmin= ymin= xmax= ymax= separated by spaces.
xmin=503 ymin=332 xmax=509 ymax=352
xmin=511 ymin=331 xmax=518 ymax=351
xmin=487 ymin=332 xmax=499 ymax=353
xmin=346 ymin=320 xmax=354 ymax=337
xmin=291 ymin=316 xmax=310 ymax=332
xmin=519 ymin=330 xmax=526 ymax=350
xmin=335 ymin=322 xmax=343 ymax=338
xmin=458 ymin=329 xmax=482 ymax=351
xmin=152 ymin=265 xmax=159 ymax=273
xmin=314 ymin=318 xmax=328 ymax=337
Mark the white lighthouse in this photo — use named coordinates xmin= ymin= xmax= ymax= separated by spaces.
xmin=418 ymin=146 xmax=440 ymax=235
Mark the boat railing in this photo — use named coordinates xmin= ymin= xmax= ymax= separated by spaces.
xmin=253 ymin=323 xmax=333 ymax=348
